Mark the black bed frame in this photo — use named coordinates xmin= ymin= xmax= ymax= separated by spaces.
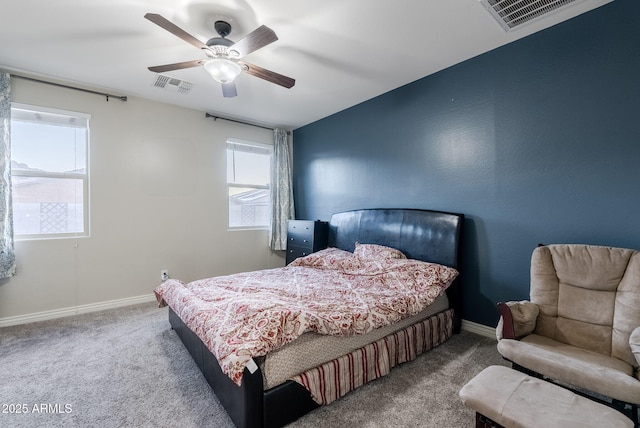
xmin=168 ymin=208 xmax=464 ymax=428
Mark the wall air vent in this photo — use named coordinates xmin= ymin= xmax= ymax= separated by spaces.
xmin=480 ymin=0 xmax=585 ymax=31
xmin=152 ymin=74 xmax=193 ymax=95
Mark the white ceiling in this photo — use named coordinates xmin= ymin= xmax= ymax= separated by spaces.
xmin=0 ymin=0 xmax=612 ymax=130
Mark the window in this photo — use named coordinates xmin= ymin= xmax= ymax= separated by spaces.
xmin=10 ymin=103 xmax=89 ymax=239
xmin=226 ymin=139 xmax=272 ymax=229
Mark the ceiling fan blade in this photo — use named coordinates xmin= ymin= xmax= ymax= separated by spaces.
xmin=148 ymin=60 xmax=205 ymax=73
xmin=144 ymin=13 xmax=209 ymax=50
xmin=229 ymin=26 xmax=278 ymax=58
xmin=222 ymin=83 xmax=238 ymax=98
xmin=241 ymin=62 xmax=295 ymax=89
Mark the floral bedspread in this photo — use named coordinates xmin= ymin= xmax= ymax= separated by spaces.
xmin=154 ymin=246 xmax=458 ymax=385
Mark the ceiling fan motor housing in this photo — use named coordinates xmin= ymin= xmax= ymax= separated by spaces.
xmin=207 ymin=37 xmax=234 ymax=48
xmin=214 ymin=20 xmax=232 ymax=37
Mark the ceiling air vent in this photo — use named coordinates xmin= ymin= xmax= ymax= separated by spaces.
xmin=152 ymin=74 xmax=193 ymax=95
xmin=480 ymin=0 xmax=585 ymax=31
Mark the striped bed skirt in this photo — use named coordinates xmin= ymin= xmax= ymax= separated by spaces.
xmin=291 ymin=308 xmax=454 ymax=405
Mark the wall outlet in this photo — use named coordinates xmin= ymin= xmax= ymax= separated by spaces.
xmin=161 ymin=270 xmax=169 ymax=281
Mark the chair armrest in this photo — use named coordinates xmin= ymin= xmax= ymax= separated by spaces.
xmin=496 ymin=301 xmax=539 ymax=340
xmin=630 ymin=326 xmax=640 ymax=367
xmin=496 ymin=302 xmax=516 ymax=340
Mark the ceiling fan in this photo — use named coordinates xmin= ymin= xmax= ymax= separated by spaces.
xmin=144 ymin=13 xmax=295 ymax=98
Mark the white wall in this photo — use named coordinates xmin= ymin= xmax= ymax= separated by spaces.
xmin=0 ymin=77 xmax=285 ymax=322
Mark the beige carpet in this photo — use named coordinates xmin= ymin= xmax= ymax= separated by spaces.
xmin=0 ymin=302 xmax=507 ymax=428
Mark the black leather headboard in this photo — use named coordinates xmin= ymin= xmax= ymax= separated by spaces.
xmin=328 ymin=208 xmax=464 ymax=269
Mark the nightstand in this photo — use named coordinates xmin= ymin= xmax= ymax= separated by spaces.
xmin=285 ymin=220 xmax=329 ymax=265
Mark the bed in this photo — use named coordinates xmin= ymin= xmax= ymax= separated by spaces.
xmin=160 ymin=208 xmax=464 ymax=428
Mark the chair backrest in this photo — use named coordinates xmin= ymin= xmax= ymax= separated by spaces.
xmin=531 ymin=244 xmax=640 ymax=367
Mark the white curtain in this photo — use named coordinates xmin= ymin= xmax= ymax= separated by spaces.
xmin=270 ymin=128 xmax=294 ymax=250
xmin=0 ymin=71 xmax=16 ymax=277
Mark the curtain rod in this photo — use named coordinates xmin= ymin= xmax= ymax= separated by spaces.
xmin=13 ymin=74 xmax=127 ymax=102
xmin=205 ymin=113 xmax=290 ymax=135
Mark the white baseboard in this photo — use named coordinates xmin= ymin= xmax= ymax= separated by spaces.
xmin=461 ymin=319 xmax=496 ymax=339
xmin=0 ymin=294 xmax=157 ymax=328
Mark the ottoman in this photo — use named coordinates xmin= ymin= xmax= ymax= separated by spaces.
xmin=459 ymin=366 xmax=634 ymax=428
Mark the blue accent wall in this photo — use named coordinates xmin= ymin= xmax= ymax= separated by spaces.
xmin=292 ymin=0 xmax=640 ymax=327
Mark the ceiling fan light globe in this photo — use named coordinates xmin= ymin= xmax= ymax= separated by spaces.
xmin=204 ymin=58 xmax=242 ymax=84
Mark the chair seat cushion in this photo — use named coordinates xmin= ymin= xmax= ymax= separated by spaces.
xmin=498 ymin=334 xmax=640 ymax=404
xmin=459 ymin=366 xmax=634 ymax=428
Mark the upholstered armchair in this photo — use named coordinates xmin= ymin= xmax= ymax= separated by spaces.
xmin=496 ymin=244 xmax=640 ymax=424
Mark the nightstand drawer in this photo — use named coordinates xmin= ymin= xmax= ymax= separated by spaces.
xmin=288 ymin=234 xmax=313 ymax=247
xmin=287 ymin=245 xmax=313 ymax=262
